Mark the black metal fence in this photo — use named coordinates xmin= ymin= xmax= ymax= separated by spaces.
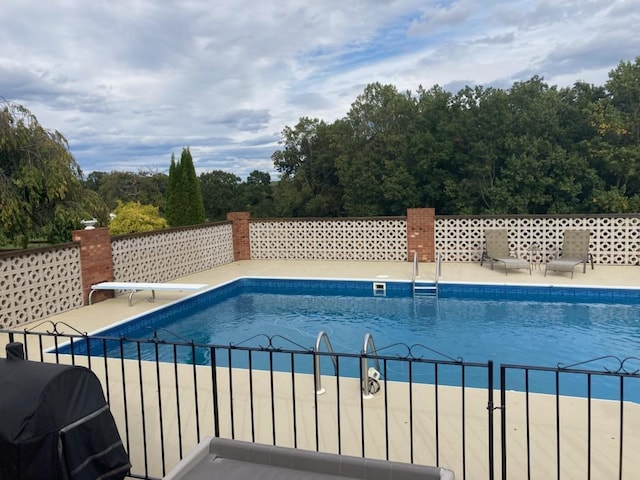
xmin=1 ymin=324 xmax=638 ymax=480
xmin=499 ymin=357 xmax=640 ymax=480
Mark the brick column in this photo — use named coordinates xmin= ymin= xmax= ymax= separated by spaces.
xmin=227 ymin=212 xmax=251 ymax=260
xmin=407 ymin=208 xmax=435 ymax=262
xmin=72 ymin=227 xmax=114 ymax=305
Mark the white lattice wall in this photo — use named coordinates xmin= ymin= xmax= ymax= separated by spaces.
xmin=436 ymin=215 xmax=640 ymax=265
xmin=112 ymin=223 xmax=234 ymax=282
xmin=0 ymin=245 xmax=84 ymax=329
xmin=250 ymin=218 xmax=407 ymax=261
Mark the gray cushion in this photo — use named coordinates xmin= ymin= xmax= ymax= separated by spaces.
xmin=163 ymin=437 xmax=454 ymax=480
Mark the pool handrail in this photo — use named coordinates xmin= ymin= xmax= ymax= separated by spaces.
xmin=412 ymin=251 xmax=439 ymax=297
xmin=314 ymin=331 xmax=337 ymax=395
xmin=362 ymin=333 xmax=381 ymax=399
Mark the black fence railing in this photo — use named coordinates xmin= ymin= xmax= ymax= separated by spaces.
xmin=499 ymin=357 xmax=640 ymax=480
xmin=2 ymin=325 xmax=639 ymax=480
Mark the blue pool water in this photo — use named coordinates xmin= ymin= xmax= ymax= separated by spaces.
xmin=67 ymin=279 xmax=640 ymax=400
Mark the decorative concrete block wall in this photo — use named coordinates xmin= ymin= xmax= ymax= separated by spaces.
xmin=436 ymin=215 xmax=640 ymax=265
xmin=249 ymin=217 xmax=408 ymax=261
xmin=111 ymin=222 xmax=234 ymax=283
xmin=0 ymin=245 xmax=84 ymax=329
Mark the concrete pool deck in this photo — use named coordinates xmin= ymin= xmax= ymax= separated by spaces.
xmin=2 ymin=260 xmax=640 ymax=479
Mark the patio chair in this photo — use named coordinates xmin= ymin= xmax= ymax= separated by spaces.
xmin=545 ymin=229 xmax=593 ymax=278
xmin=481 ymin=229 xmax=531 ymax=275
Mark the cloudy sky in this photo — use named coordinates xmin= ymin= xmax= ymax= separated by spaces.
xmin=1 ymin=0 xmax=638 ymax=179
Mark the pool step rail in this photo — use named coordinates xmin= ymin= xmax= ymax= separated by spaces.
xmin=412 ymin=252 xmax=438 ymax=297
xmin=413 ymin=281 xmax=438 ymax=296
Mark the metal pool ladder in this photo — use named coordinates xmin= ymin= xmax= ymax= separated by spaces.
xmin=314 ymin=331 xmax=337 ymax=395
xmin=412 ymin=251 xmax=439 ymax=297
xmin=314 ymin=331 xmax=384 ymax=399
xmin=362 ymin=333 xmax=381 ymax=399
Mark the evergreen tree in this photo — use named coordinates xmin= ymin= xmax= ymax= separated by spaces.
xmin=165 ymin=148 xmax=205 ymax=226
xmin=165 ymin=153 xmax=180 ymax=225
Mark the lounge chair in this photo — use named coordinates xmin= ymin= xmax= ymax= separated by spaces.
xmin=545 ymin=229 xmax=593 ymax=278
xmin=481 ymin=229 xmax=531 ymax=275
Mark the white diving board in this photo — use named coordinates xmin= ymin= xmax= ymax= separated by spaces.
xmin=89 ymin=282 xmax=208 ymax=307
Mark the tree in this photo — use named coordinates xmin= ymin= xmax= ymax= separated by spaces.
xmin=199 ymin=170 xmax=242 ymax=221
xmin=271 ymin=117 xmax=345 ymax=217
xmin=87 ymin=169 xmax=169 ymax=212
xmin=271 ymin=176 xmax=303 ymax=217
xmin=108 ymin=201 xmax=168 ymax=235
xmin=165 ymin=148 xmax=205 ymax=226
xmin=587 ymin=56 xmax=640 ymax=211
xmin=447 ymin=79 xmax=599 ymax=214
xmin=0 ymin=101 xmax=103 ymax=247
xmin=337 ymin=83 xmax=418 ymax=215
xmin=85 ymin=171 xmax=107 ymax=192
xmin=165 ymin=153 xmax=180 ymax=223
xmin=241 ymin=170 xmax=274 ymax=217
xmin=411 ymin=85 xmax=459 ymax=213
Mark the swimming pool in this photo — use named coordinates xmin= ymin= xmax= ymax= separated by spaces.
xmin=65 ymin=278 xmax=640 ymax=399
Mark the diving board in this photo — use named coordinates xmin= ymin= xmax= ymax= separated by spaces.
xmin=89 ymin=282 xmax=207 ymax=307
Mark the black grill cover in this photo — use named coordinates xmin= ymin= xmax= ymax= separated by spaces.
xmin=0 ymin=349 xmax=130 ymax=480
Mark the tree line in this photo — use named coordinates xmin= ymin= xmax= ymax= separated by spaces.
xmin=83 ymin=167 xmax=274 ymax=224
xmin=1 ymin=56 xmax=639 ymax=245
xmin=89 ymin=56 xmax=640 ymax=220
xmin=272 ymin=58 xmax=640 ymax=216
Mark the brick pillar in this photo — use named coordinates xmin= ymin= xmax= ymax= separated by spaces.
xmin=72 ymin=227 xmax=114 ymax=305
xmin=407 ymin=208 xmax=435 ymax=262
xmin=227 ymin=212 xmax=251 ymax=260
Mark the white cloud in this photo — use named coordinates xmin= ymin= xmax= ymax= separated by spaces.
xmin=1 ymin=0 xmax=637 ymax=178
xmin=408 ymin=0 xmax=476 ymax=35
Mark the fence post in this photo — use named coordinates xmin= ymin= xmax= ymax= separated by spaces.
xmin=406 ymin=208 xmax=435 ymax=262
xmin=72 ymin=227 xmax=114 ymax=305
xmin=227 ymin=212 xmax=251 ymax=260
xmin=500 ymin=364 xmax=507 ymax=479
xmin=487 ymin=360 xmax=495 ymax=480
